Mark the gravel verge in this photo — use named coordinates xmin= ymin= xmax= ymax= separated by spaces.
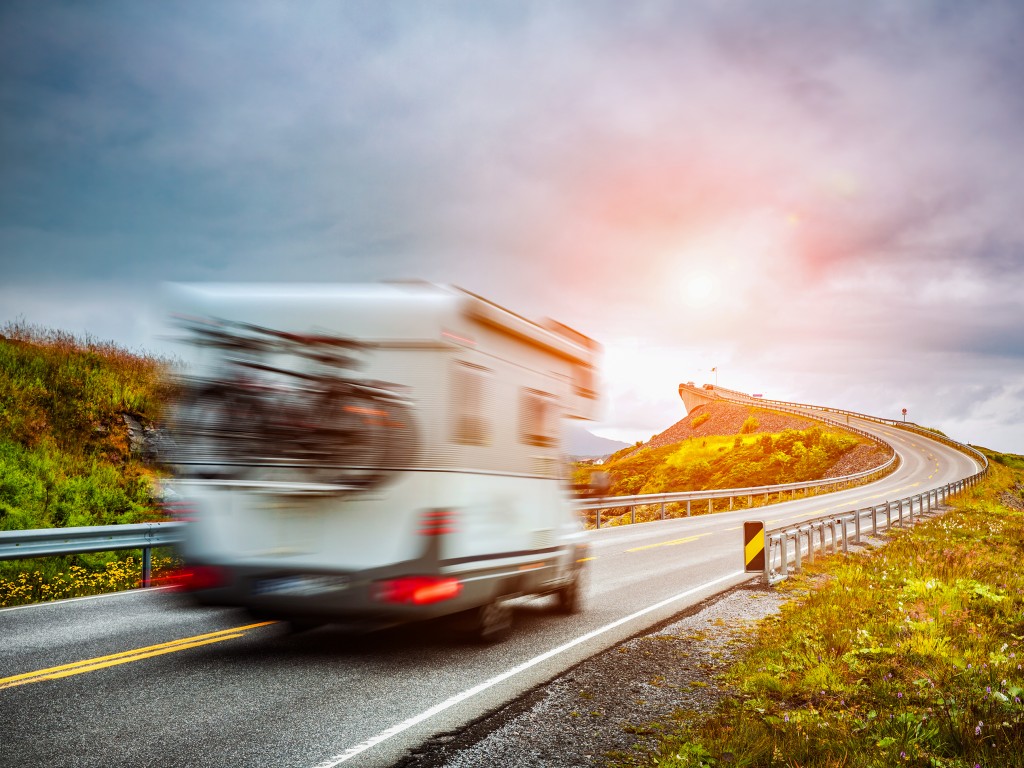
xmin=395 ymin=580 xmax=786 ymax=768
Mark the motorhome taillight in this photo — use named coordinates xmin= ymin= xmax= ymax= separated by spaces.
xmin=418 ymin=509 xmax=457 ymax=536
xmin=373 ymin=576 xmax=462 ymax=605
xmin=163 ymin=565 xmax=226 ymax=592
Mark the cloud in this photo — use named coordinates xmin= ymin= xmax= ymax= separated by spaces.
xmin=1 ymin=1 xmax=1022 ymax=451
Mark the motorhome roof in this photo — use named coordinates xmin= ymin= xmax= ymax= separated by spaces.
xmin=164 ymin=282 xmax=599 ymax=363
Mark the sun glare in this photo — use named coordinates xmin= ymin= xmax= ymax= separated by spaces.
xmin=685 ymin=273 xmax=717 ymax=305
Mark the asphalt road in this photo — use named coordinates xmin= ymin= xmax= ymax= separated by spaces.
xmin=0 ymin=418 xmax=981 ymax=768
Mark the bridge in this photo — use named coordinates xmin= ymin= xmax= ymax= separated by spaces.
xmin=678 ymin=380 xmax=722 ymax=412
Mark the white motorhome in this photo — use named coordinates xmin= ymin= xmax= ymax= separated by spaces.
xmin=165 ymin=282 xmax=601 ymax=640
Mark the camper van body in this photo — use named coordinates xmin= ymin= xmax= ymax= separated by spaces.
xmin=166 ymin=283 xmax=600 ymax=635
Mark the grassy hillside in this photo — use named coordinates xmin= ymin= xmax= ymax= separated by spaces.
xmin=0 ymin=321 xmax=172 ymax=531
xmin=579 ymin=403 xmax=891 ymax=497
xmin=621 ymin=449 xmax=1024 ymax=768
xmin=0 ymin=322 xmax=178 ymax=605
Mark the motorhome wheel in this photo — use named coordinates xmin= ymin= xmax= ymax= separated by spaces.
xmin=467 ymin=597 xmax=513 ymax=644
xmin=555 ymin=564 xmax=586 ymax=615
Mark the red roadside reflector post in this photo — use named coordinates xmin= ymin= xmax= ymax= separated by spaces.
xmin=744 ymin=521 xmax=765 ymax=575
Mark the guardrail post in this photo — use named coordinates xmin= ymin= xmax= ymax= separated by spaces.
xmin=840 ymin=519 xmax=849 ymax=554
xmin=778 ymin=537 xmax=788 ymax=579
xmin=630 ymin=506 xmax=635 ymax=525
xmin=729 ymin=496 xmax=734 ymax=510
xmin=142 ymin=546 xmax=152 ymax=588
xmin=708 ymin=499 xmax=712 ymax=514
xmin=906 ymin=498 xmax=912 ymax=524
xmin=792 ymin=530 xmax=802 ymax=571
xmin=853 ymin=509 xmax=861 ymax=544
xmin=596 ymin=509 xmax=601 ymax=529
xmin=870 ymin=506 xmax=877 ymax=536
xmin=660 ymin=502 xmax=666 ymax=521
xmin=686 ymin=499 xmax=691 ymax=517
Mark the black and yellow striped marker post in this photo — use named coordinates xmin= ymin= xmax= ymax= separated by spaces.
xmin=744 ymin=521 xmax=765 ymax=575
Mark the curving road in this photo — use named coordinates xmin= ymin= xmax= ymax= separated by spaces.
xmin=0 ymin=412 xmax=982 ymax=768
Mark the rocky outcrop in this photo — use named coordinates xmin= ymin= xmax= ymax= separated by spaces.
xmin=119 ymin=412 xmax=167 ymax=461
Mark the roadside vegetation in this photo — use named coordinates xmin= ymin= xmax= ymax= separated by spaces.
xmin=0 ymin=322 xmax=177 ymax=606
xmin=614 ymin=448 xmax=1024 ymax=768
xmin=587 ymin=424 xmax=868 ymax=496
xmin=574 ymin=405 xmax=893 ymax=527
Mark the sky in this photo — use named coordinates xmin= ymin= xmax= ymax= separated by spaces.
xmin=1 ymin=1 xmax=1022 ymax=453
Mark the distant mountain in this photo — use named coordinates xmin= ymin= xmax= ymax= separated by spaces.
xmin=565 ymin=424 xmax=631 ymax=458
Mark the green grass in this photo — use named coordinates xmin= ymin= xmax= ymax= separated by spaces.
xmin=582 ymin=425 xmax=871 ymax=497
xmin=0 ymin=321 xmax=177 ymax=604
xmin=613 ymin=450 xmax=1024 ymax=768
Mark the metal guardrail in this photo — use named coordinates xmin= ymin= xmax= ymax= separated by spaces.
xmin=579 ymin=452 xmax=897 ymax=528
xmin=0 ymin=389 xmax=985 ymax=590
xmin=0 ymin=522 xmax=185 ymax=587
xmin=707 ymin=386 xmax=991 ymax=582
xmin=580 ymin=393 xmax=900 ymax=528
xmin=710 ymin=385 xmax=990 ymax=468
xmin=759 ymin=472 xmax=986 ymax=583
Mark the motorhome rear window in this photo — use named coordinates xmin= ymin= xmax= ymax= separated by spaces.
xmin=451 ymin=362 xmax=491 ymax=445
xmin=521 ymin=388 xmax=557 ymax=448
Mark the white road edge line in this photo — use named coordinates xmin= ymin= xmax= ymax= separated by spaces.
xmin=0 ymin=586 xmax=174 ymax=612
xmin=311 ymin=569 xmax=747 ymax=767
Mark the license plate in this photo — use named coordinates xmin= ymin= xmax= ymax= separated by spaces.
xmin=252 ymin=575 xmax=348 ymax=596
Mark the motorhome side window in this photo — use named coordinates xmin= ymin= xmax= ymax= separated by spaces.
xmin=574 ymin=363 xmax=598 ymax=400
xmin=521 ymin=389 xmax=557 ymax=448
xmin=451 ymin=362 xmax=490 ymax=445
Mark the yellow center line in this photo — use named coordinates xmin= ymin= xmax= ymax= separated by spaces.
xmin=627 ymin=534 xmax=705 ymax=552
xmin=576 ymin=556 xmax=597 ymax=563
xmin=0 ymin=621 xmax=275 ymax=691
